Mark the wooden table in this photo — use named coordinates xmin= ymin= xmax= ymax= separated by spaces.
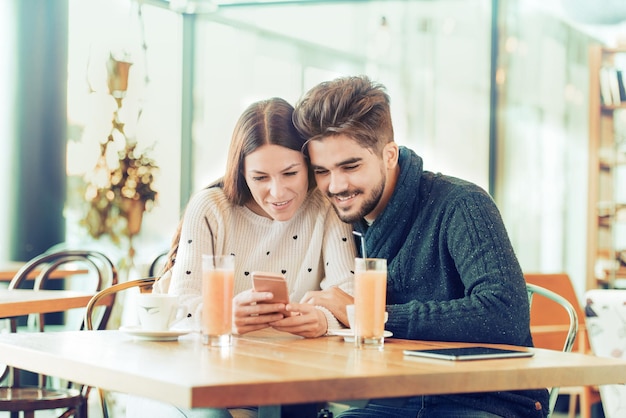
xmin=0 ymin=289 xmax=95 ymax=318
xmin=0 ymin=261 xmax=89 ymax=282
xmin=0 ymin=329 xmax=625 ymax=409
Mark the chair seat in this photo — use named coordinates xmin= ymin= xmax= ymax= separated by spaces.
xmin=0 ymin=386 xmax=83 ymax=411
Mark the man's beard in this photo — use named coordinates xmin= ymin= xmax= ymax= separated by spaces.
xmin=330 ymin=172 xmax=385 ymax=224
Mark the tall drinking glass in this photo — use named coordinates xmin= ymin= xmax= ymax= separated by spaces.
xmin=202 ymin=254 xmax=235 ymax=347
xmin=354 ymin=258 xmax=387 ymax=349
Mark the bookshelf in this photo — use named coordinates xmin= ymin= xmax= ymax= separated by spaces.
xmin=587 ymin=45 xmax=626 ymax=290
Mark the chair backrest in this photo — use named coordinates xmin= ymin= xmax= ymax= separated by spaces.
xmin=148 ymin=251 xmax=169 ymax=278
xmin=524 ymin=273 xmax=587 ymax=352
xmin=5 ymin=249 xmax=118 ymax=393
xmin=84 ymin=277 xmax=156 ymax=331
xmin=8 ymin=249 xmax=119 ymax=332
xmin=526 ymin=282 xmax=579 ymax=416
xmin=584 ymin=289 xmax=626 ymax=418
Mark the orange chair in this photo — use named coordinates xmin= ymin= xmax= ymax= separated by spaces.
xmin=524 ymin=273 xmax=602 ymax=418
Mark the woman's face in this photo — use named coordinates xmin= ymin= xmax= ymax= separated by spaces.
xmin=243 ymin=144 xmax=309 ymax=221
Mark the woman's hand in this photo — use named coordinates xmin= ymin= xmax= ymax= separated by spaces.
xmin=232 ymin=289 xmax=287 ymax=335
xmin=269 ymin=303 xmax=328 ymax=338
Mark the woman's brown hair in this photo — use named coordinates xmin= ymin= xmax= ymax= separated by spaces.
xmin=157 ymin=97 xmax=310 ymax=278
xmin=223 ymin=97 xmax=314 ymax=205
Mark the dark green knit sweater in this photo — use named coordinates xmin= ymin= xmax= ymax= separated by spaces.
xmin=353 ymin=146 xmax=550 ymax=417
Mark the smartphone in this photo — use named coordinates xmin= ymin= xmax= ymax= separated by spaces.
xmin=251 ymin=271 xmax=290 ymax=316
xmin=403 ymin=346 xmax=534 ymax=361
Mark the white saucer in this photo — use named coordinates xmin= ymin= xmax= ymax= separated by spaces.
xmin=119 ymin=325 xmax=193 ymax=341
xmin=329 ymin=329 xmax=393 ymax=342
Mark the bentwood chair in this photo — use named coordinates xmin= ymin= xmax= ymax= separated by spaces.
xmin=84 ymin=277 xmax=156 ymax=418
xmin=0 ymin=249 xmax=118 ymax=418
xmin=147 ymin=250 xmax=169 ymax=278
xmin=526 ymin=282 xmax=579 ymax=417
xmin=7 ymin=250 xmax=118 ymax=332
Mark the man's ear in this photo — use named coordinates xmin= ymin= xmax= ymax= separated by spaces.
xmin=383 ymin=142 xmax=399 ymax=170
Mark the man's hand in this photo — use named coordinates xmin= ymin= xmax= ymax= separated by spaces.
xmin=270 ymin=303 xmax=327 ymax=338
xmin=299 ymin=287 xmax=354 ymax=327
xmin=232 ymin=289 xmax=286 ymax=335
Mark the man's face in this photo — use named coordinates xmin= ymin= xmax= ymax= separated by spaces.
xmin=307 ymin=134 xmax=387 ymax=223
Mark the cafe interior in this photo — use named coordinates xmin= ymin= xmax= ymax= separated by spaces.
xmin=2 ymin=0 xmax=626 ymax=417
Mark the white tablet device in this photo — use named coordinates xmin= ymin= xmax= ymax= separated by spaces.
xmin=403 ymin=346 xmax=534 ymax=361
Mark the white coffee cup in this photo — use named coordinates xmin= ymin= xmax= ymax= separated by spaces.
xmin=135 ymin=293 xmax=183 ymax=331
xmin=346 ymin=304 xmax=355 ymax=329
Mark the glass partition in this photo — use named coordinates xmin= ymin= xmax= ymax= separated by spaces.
xmin=191 ymin=1 xmax=492 ymax=191
xmin=64 ymin=0 xmax=492 ymax=270
xmin=495 ymin=1 xmax=626 ymax=295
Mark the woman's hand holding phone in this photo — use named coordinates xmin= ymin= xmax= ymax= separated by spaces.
xmin=235 ymin=272 xmax=329 ymax=337
xmin=232 ymin=289 xmax=287 ymax=335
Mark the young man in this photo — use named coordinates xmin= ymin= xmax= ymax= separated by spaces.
xmin=293 ymin=75 xmax=549 ymax=418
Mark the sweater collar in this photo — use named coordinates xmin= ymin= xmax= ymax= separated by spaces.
xmin=354 ymin=146 xmax=423 ymax=257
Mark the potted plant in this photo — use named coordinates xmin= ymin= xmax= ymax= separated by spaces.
xmin=82 ymin=53 xmax=158 ymax=258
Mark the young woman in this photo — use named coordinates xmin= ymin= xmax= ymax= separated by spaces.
xmin=155 ymin=97 xmax=356 ymax=338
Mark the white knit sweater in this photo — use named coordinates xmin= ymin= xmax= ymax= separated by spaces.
xmin=155 ymin=187 xmax=356 ymax=331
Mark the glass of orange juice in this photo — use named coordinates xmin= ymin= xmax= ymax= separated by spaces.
xmin=201 ymin=254 xmax=235 ymax=347
xmin=354 ymin=258 xmax=387 ymax=349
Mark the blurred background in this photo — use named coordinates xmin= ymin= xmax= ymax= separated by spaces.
xmin=2 ymin=0 xmax=626 ymax=299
